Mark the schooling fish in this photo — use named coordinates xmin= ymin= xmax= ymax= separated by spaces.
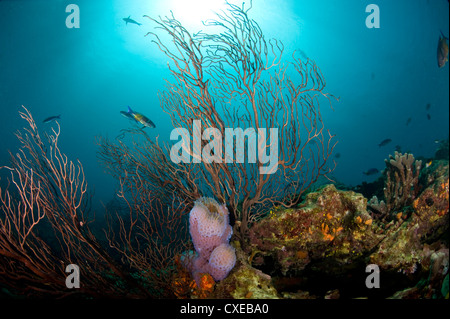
xmin=378 ymin=138 xmax=392 ymax=147
xmin=123 ymin=106 xmax=155 ymax=128
xmin=43 ymin=115 xmax=61 ymax=123
xmin=437 ymin=31 xmax=449 ymax=68
xmin=123 ymin=16 xmax=142 ymax=26
xmin=363 ymin=168 xmax=379 ymax=176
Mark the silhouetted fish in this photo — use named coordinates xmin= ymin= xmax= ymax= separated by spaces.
xmin=426 ymin=103 xmax=431 ymax=110
xmin=43 ymin=115 xmax=61 ymax=123
xmin=427 ymin=113 xmax=431 ymax=120
xmin=406 ymin=117 xmax=412 ymax=126
xmin=437 ymin=31 xmax=448 ymax=68
xmin=363 ymin=168 xmax=379 ymax=176
xmin=334 ymin=152 xmax=341 ymax=159
xmin=123 ymin=16 xmax=141 ymax=26
xmin=378 ymin=138 xmax=392 ymax=147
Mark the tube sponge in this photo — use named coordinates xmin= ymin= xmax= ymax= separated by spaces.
xmin=188 ymin=197 xmax=236 ymax=283
xmin=189 ymin=197 xmax=232 ymax=259
xmin=208 ymin=243 xmax=236 ymax=281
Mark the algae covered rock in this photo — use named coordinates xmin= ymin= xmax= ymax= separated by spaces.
xmin=212 ymin=241 xmax=279 ymax=299
xmin=248 ymin=184 xmax=383 ymax=275
xmin=226 ymin=264 xmax=279 ymax=299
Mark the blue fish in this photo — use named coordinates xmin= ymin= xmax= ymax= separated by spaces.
xmin=43 ymin=115 xmax=61 ymax=123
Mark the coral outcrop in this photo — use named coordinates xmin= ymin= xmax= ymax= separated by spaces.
xmin=248 ymin=184 xmax=383 ymax=276
xmin=370 ymin=160 xmax=448 ymax=279
xmin=174 ymin=154 xmax=447 ymax=299
xmin=243 ymin=159 xmax=448 ymax=299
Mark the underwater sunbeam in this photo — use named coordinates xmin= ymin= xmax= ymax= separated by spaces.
xmin=162 ymin=0 xmax=229 ymax=27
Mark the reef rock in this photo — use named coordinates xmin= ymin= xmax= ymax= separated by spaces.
xmin=212 ymin=241 xmax=279 ymax=299
xmin=249 ymin=184 xmax=383 ymax=276
xmin=180 ymin=160 xmax=448 ymax=299
xmin=369 ymin=160 xmax=449 ymax=296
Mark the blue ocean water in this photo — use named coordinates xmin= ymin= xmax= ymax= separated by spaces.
xmin=0 ymin=0 xmax=448 ymax=212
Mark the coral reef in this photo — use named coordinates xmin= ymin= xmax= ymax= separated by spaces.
xmin=174 ymin=240 xmax=281 ymax=299
xmin=370 ymin=160 xmax=448 ymax=275
xmin=213 ymin=157 xmax=447 ymax=299
xmin=4 ymin=113 xmax=444 ymax=299
xmin=1 ymin=0 xmax=446 ymax=301
xmin=248 ymin=184 xmax=382 ymax=277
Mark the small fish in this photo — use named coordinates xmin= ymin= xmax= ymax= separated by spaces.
xmin=427 ymin=113 xmax=431 ymax=120
xmin=426 ymin=160 xmax=433 ymax=168
xmin=363 ymin=168 xmax=379 ymax=176
xmin=122 ymin=106 xmax=155 ymax=128
xmin=426 ymin=103 xmax=431 ymax=110
xmin=437 ymin=31 xmax=449 ymax=68
xmin=406 ymin=117 xmax=412 ymax=126
xmin=334 ymin=152 xmax=341 ymax=159
xmin=378 ymin=138 xmax=392 ymax=147
xmin=123 ymin=16 xmax=141 ymax=26
xmin=43 ymin=115 xmax=61 ymax=123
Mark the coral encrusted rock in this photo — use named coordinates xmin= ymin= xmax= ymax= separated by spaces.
xmin=249 ymin=184 xmax=383 ymax=276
